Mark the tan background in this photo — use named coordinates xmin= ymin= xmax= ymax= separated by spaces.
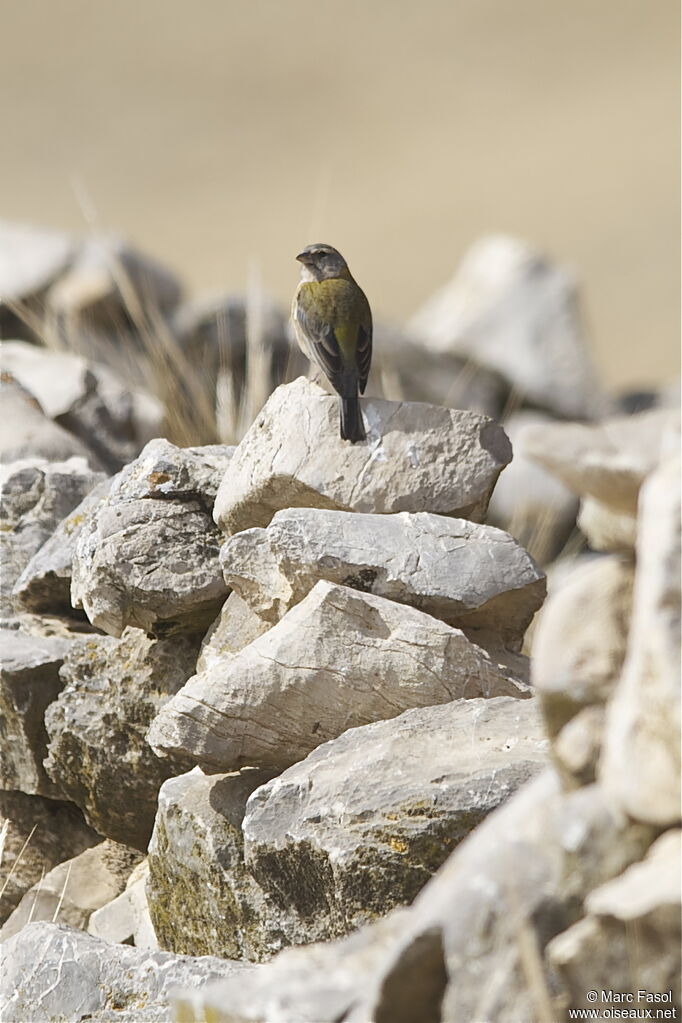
xmin=2 ymin=0 xmax=679 ymax=391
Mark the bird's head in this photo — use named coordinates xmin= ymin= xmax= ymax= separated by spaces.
xmin=296 ymin=243 xmax=350 ymax=281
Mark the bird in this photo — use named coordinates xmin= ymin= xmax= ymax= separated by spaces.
xmin=292 ymin=243 xmax=372 ymax=443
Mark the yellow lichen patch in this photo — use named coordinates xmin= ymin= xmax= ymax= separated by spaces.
xmin=148 ymin=471 xmax=171 ymax=487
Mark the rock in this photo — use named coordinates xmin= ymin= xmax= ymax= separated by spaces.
xmin=486 ymin=410 xmax=579 ymax=564
xmin=212 ymin=377 xmax=512 ymax=535
xmin=12 ymin=476 xmax=114 ymax=616
xmin=532 ymin=555 xmax=634 ymax=736
xmin=242 ymin=697 xmax=548 ymax=942
xmin=220 ymin=508 xmax=545 ymax=647
xmin=0 ymin=791 xmax=99 ymax=924
xmin=548 ymin=830 xmax=681 ymax=1015
xmin=196 ymin=591 xmax=271 ymax=671
xmin=43 ymin=627 xmax=200 ymax=849
xmin=522 ymin=407 xmax=680 ymax=514
xmin=0 ymin=626 xmax=79 ymax=795
xmin=71 ymin=438 xmax=234 ymax=637
xmin=407 ymin=234 xmax=606 ymax=420
xmin=146 ymin=767 xmax=298 ymax=961
xmin=88 ymin=859 xmax=158 ymax=948
xmin=148 ymin=581 xmax=530 ymax=772
xmin=0 ymin=220 xmax=74 ymax=310
xmin=173 ymin=909 xmax=409 ymax=1023
xmin=577 ymin=494 xmax=638 ymax=552
xmin=0 ymin=453 xmax=105 ymax=615
xmin=47 ymin=233 xmax=182 ymax=320
xmin=1 ymin=340 xmax=165 ymax=471
xmin=600 ymin=454 xmax=681 ymax=826
xmin=0 ymin=921 xmax=251 ymax=1023
xmin=0 ymin=839 xmax=142 ymax=942
xmin=0 ymin=374 xmax=104 ymax=469
xmin=552 ymin=706 xmax=605 ymax=788
xmin=349 ymin=773 xmax=655 ymax=1023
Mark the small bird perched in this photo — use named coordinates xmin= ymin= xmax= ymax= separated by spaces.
xmin=292 ymin=243 xmax=372 ymax=442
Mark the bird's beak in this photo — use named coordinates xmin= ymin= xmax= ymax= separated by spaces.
xmin=296 ymin=251 xmax=311 ymax=264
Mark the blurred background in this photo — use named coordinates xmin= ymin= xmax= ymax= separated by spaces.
xmin=2 ymin=0 xmax=679 ymax=392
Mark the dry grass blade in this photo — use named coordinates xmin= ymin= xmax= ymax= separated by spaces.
xmin=27 ymin=867 xmax=45 ymax=925
xmin=0 ymin=819 xmax=9 ymax=870
xmin=51 ymin=859 xmax=72 ymax=924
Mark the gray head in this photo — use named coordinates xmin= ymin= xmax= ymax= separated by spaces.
xmin=296 ymin=243 xmax=350 ymax=281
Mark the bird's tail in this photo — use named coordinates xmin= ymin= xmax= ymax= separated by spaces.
xmin=340 ymin=396 xmax=365 ymax=443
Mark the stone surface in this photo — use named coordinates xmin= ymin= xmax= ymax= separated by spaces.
xmin=0 ymin=791 xmax=99 ymax=924
xmin=532 ymin=555 xmax=634 ymax=736
xmin=522 ymin=406 xmax=680 ymax=513
xmin=12 ymin=476 xmax=114 ymax=616
xmin=577 ymin=494 xmax=638 ymax=552
xmin=487 ymin=410 xmax=579 ymax=564
xmin=149 ymin=581 xmax=530 ymax=772
xmin=88 ymin=859 xmax=158 ymax=949
xmin=71 ymin=438 xmax=234 ymax=637
xmin=196 ymin=591 xmax=271 ymax=672
xmin=552 ymin=706 xmax=605 ymax=789
xmin=407 ymin=234 xmax=606 ymax=420
xmin=0 ymin=374 xmax=104 ymax=468
xmin=147 ymin=767 xmax=297 ymax=961
xmin=548 ymin=830 xmax=681 ymax=1015
xmin=1 ymin=340 xmax=164 ymax=471
xmin=600 ymin=454 xmax=681 ymax=826
xmin=0 ymin=626 xmax=78 ymax=795
xmin=350 ymin=773 xmax=655 ymax=1023
xmin=173 ymin=909 xmax=410 ymax=1023
xmin=0 ymin=839 xmax=142 ymax=942
xmin=220 ymin=508 xmax=546 ymax=647
xmin=0 ymin=453 xmax=105 ymax=616
xmin=0 ymin=220 xmax=74 ymax=305
xmin=0 ymin=921 xmax=251 ymax=1023
xmin=213 ymin=376 xmax=512 ymax=535
xmin=43 ymin=627 xmax=200 ymax=849
xmin=242 ymin=697 xmax=548 ymax=941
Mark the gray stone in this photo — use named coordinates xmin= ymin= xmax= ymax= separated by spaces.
xmin=88 ymin=859 xmax=158 ymax=949
xmin=0 ymin=627 xmax=77 ymax=795
xmin=196 ymin=591 xmax=271 ymax=672
xmin=220 ymin=508 xmax=546 ymax=647
xmin=548 ymin=830 xmax=681 ymax=1015
xmin=407 ymin=234 xmax=606 ymax=421
xmin=0 ymin=839 xmax=142 ymax=942
xmin=0 ymin=453 xmax=105 ymax=616
xmin=600 ymin=454 xmax=681 ymax=826
xmin=531 ymin=555 xmax=634 ymax=736
xmin=71 ymin=438 xmax=234 ymax=637
xmin=148 ymin=581 xmax=530 ymax=772
xmin=242 ymin=697 xmax=549 ymax=941
xmin=43 ymin=627 xmax=200 ymax=849
xmin=0 ymin=791 xmax=99 ymax=924
xmin=0 ymin=921 xmax=251 ymax=1023
xmin=12 ymin=476 xmax=114 ymax=616
xmin=0 ymin=220 xmax=74 ymax=305
xmin=213 ymin=376 xmax=512 ymax=536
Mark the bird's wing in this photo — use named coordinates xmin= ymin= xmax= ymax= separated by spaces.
xmin=295 ymin=280 xmax=372 ymax=392
xmin=294 ymin=282 xmax=345 ymax=382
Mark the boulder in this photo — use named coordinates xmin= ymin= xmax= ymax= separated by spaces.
xmin=0 ymin=374 xmax=104 ymax=469
xmin=0 ymin=922 xmax=251 ymax=1023
xmin=552 ymin=706 xmax=605 ymax=789
xmin=220 ymin=508 xmax=545 ymax=647
xmin=0 ymin=626 xmax=79 ymax=795
xmin=12 ymin=476 xmax=114 ymax=616
xmin=486 ymin=410 xmax=579 ymax=564
xmin=548 ymin=830 xmax=681 ymax=1015
xmin=407 ymin=234 xmax=606 ymax=421
xmin=0 ymin=839 xmax=142 ymax=942
xmin=147 ymin=767 xmax=295 ymax=961
xmin=0 ymin=453 xmax=105 ymax=616
xmin=43 ymin=627 xmax=200 ymax=849
xmin=576 ymin=494 xmax=638 ymax=552
xmin=0 ymin=791 xmax=99 ymax=924
xmin=1 ymin=340 xmax=164 ymax=471
xmin=196 ymin=592 xmax=271 ymax=671
xmin=148 ymin=581 xmax=530 ymax=772
xmin=212 ymin=377 xmax=512 ymax=535
xmin=71 ymin=439 xmax=234 ymax=637
xmin=88 ymin=859 xmax=158 ymax=949
xmin=600 ymin=454 xmax=681 ymax=826
xmin=531 ymin=555 xmax=634 ymax=737
xmin=242 ymin=697 xmax=548 ymax=940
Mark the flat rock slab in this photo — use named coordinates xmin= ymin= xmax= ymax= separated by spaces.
xmin=148 ymin=580 xmax=530 ymax=772
xmin=243 ymin=697 xmax=548 ymax=935
xmin=213 ymin=376 xmax=512 ymax=535
xmin=220 ymin=507 xmax=545 ymax=645
xmin=0 ymin=921 xmax=252 ymax=1023
xmin=71 ymin=438 xmax=234 ymax=637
